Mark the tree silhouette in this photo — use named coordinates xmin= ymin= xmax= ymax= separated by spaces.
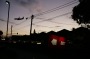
xmin=0 ymin=30 xmax=3 ymax=40
xmin=72 ymin=0 xmax=90 ymax=26
xmin=0 ymin=30 xmax=3 ymax=35
xmin=33 ymin=29 xmax=36 ymax=34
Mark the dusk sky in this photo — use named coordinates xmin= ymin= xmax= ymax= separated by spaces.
xmin=0 ymin=0 xmax=80 ymax=35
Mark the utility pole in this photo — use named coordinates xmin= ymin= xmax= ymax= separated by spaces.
xmin=30 ymin=15 xmax=34 ymax=35
xmin=6 ymin=1 xmax=10 ymax=37
xmin=11 ymin=25 xmax=13 ymax=36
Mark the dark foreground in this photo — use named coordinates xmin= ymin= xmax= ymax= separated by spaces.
xmin=0 ymin=46 xmax=90 ymax=59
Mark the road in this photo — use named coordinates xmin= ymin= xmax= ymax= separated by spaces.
xmin=0 ymin=47 xmax=90 ymax=59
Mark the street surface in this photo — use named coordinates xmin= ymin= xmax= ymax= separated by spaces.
xmin=0 ymin=47 xmax=90 ymax=59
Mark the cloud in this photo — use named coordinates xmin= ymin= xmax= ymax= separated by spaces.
xmin=14 ymin=0 xmax=42 ymax=13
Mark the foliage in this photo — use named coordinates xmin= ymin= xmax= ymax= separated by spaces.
xmin=72 ymin=0 xmax=90 ymax=25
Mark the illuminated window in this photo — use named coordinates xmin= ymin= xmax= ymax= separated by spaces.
xmin=61 ymin=41 xmax=65 ymax=45
xmin=51 ymin=39 xmax=57 ymax=45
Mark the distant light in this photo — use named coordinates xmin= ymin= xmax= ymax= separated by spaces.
xmin=51 ymin=39 xmax=57 ymax=45
xmin=37 ymin=42 xmax=41 ymax=44
xmin=1 ymin=38 xmax=5 ymax=40
xmin=13 ymin=41 xmax=16 ymax=43
xmin=60 ymin=41 xmax=65 ymax=45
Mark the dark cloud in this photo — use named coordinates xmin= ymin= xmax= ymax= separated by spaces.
xmin=14 ymin=0 xmax=42 ymax=12
xmin=18 ymin=0 xmax=38 ymax=7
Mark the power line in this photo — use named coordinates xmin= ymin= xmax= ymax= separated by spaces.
xmin=34 ymin=12 xmax=75 ymax=25
xmin=14 ymin=0 xmax=78 ymax=26
xmin=34 ymin=0 xmax=78 ymax=17
xmin=13 ymin=12 xmax=73 ymax=31
xmin=0 ymin=19 xmax=17 ymax=25
xmin=0 ymin=18 xmax=29 ymax=26
xmin=13 ymin=0 xmax=78 ymax=31
xmin=48 ymin=21 xmax=74 ymax=25
xmin=14 ymin=20 xmax=27 ymax=27
xmin=34 ymin=12 xmax=72 ymax=24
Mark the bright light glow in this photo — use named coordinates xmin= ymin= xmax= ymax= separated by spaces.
xmin=6 ymin=1 xmax=9 ymax=5
xmin=1 ymin=38 xmax=5 ymax=40
xmin=51 ymin=39 xmax=57 ymax=45
xmin=60 ymin=41 xmax=65 ymax=45
xmin=37 ymin=42 xmax=41 ymax=44
xmin=6 ymin=2 xmax=9 ymax=4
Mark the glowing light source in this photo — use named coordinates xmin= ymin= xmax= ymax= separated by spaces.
xmin=49 ymin=34 xmax=66 ymax=48
xmin=1 ymin=38 xmax=5 ymax=40
xmin=61 ymin=41 xmax=65 ymax=45
xmin=59 ymin=37 xmax=65 ymax=45
xmin=6 ymin=1 xmax=9 ymax=4
xmin=37 ymin=42 xmax=41 ymax=44
xmin=51 ymin=39 xmax=57 ymax=45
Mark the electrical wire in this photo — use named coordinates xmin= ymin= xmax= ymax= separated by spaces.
xmin=0 ymin=19 xmax=17 ymax=25
xmin=34 ymin=12 xmax=72 ymax=24
xmin=13 ymin=12 xmax=74 ymax=31
xmin=13 ymin=0 xmax=79 ymax=31
xmin=34 ymin=0 xmax=78 ymax=17
xmin=15 ymin=0 xmax=78 ymax=26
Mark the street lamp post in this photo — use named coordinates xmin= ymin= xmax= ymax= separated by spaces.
xmin=6 ymin=1 xmax=10 ymax=37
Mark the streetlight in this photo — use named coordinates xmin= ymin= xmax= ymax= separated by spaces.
xmin=6 ymin=1 xmax=10 ymax=37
